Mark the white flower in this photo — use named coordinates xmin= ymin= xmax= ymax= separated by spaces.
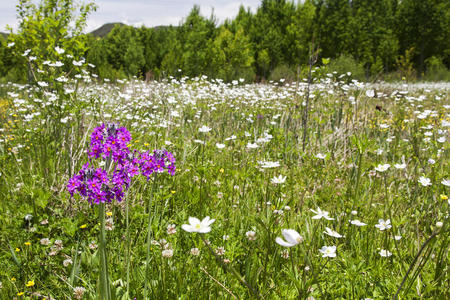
xmin=394 ymin=163 xmax=406 ymax=169
xmin=271 ymin=175 xmax=286 ymax=184
xmin=193 ymin=139 xmax=205 ymax=145
xmin=198 ymin=125 xmax=212 ymax=133
xmin=246 ymin=142 xmax=259 ymax=149
xmin=162 ymin=249 xmax=173 ymax=258
xmin=428 ymin=158 xmax=435 ymax=165
xmin=73 ymin=286 xmax=86 ymax=300
xmin=181 ymin=216 xmax=215 ymax=233
xmin=73 ymin=59 xmax=84 ymax=66
xmin=275 ymin=229 xmax=303 ymax=247
xmin=324 ymin=227 xmax=343 ymax=238
xmin=246 ymin=231 xmax=256 ymax=241
xmin=375 ymin=164 xmax=390 ymax=172
xmin=418 ymin=176 xmax=431 ymax=186
xmin=63 ymin=258 xmax=73 ymax=267
xmin=319 ymin=246 xmax=337 ymax=258
xmin=365 ymin=89 xmax=375 ymax=98
xmin=167 ymin=224 xmax=176 ymax=235
xmin=441 ymin=179 xmax=450 ymax=187
xmin=259 ymin=161 xmax=280 ymax=168
xmin=215 ymin=246 xmax=225 ymax=256
xmin=7 ymin=42 xmax=15 ymax=47
xmin=379 ymin=249 xmax=392 ymax=257
xmin=315 ymin=153 xmax=326 ymax=159
xmin=436 ymin=221 xmax=443 ymax=228
xmin=37 ymin=81 xmax=48 ymax=87
xmin=40 ymin=238 xmax=50 ymax=245
xmin=55 ymin=46 xmax=65 ymax=54
xmin=310 ymin=207 xmax=334 ymax=220
xmin=190 ymin=248 xmax=200 ymax=256
xmin=224 ymin=135 xmax=236 ymax=141
xmin=216 ymin=143 xmax=225 ymax=149
xmin=375 ymin=219 xmax=391 ymax=231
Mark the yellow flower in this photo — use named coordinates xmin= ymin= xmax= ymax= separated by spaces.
xmin=171 ymin=190 xmax=176 ymax=194
xmin=24 ymin=242 xmax=31 ymax=246
xmin=441 ymin=194 xmax=448 ymax=201
xmin=25 ymin=280 xmax=35 ymax=287
xmin=80 ymin=224 xmax=87 ymax=229
xmin=15 ymin=248 xmax=20 ymax=252
xmin=106 ymin=212 xmax=112 ymax=217
xmin=17 ymin=292 xmax=24 ymax=296
xmin=11 ymin=277 xmax=16 ymax=281
xmin=219 ymin=168 xmax=224 ymax=173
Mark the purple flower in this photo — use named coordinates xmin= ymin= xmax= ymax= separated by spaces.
xmin=68 ymin=124 xmax=176 ymax=204
xmin=138 ymin=149 xmax=176 ymax=180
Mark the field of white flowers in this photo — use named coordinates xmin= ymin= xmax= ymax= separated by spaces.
xmin=0 ymin=74 xmax=448 ymax=299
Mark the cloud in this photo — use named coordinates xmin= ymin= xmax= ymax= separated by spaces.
xmin=0 ymin=0 xmax=262 ymax=33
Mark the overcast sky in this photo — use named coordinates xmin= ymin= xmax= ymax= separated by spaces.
xmin=0 ymin=0 xmax=263 ymax=33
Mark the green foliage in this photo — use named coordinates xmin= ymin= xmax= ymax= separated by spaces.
xmin=2 ymin=0 xmax=448 ymax=82
xmin=6 ymin=0 xmax=97 ymax=82
xmin=269 ymin=64 xmax=296 ymax=82
xmin=395 ymin=0 xmax=449 ymax=74
xmin=1 ymin=77 xmax=448 ymax=299
xmin=210 ymin=26 xmax=255 ymax=82
xmin=325 ymin=55 xmax=366 ymax=81
xmin=424 ymin=56 xmax=450 ymax=82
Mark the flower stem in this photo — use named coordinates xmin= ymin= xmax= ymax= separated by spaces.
xmin=201 ymin=236 xmax=261 ymax=299
xmin=99 ymin=201 xmax=111 ymax=300
xmin=144 ymin=174 xmax=158 ymax=299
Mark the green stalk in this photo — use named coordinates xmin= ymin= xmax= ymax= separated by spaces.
xmin=125 ymin=190 xmax=130 ymax=298
xmin=201 ymin=236 xmax=261 ymax=299
xmin=99 ymin=201 xmax=111 ymax=300
xmin=144 ymin=174 xmax=158 ymax=299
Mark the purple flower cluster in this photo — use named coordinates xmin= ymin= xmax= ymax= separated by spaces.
xmin=68 ymin=123 xmax=175 ymax=204
xmin=138 ymin=149 xmax=176 ymax=179
xmin=88 ymin=123 xmax=131 ymax=163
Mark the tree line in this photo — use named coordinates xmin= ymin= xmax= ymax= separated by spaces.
xmin=1 ymin=0 xmax=449 ymax=82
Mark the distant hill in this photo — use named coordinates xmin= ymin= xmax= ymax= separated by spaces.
xmin=90 ymin=22 xmax=125 ymax=38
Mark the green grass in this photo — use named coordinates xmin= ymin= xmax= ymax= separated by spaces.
xmin=0 ymin=77 xmax=448 ymax=299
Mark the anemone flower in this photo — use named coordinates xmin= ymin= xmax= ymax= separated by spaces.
xmin=182 ymin=216 xmax=215 ymax=233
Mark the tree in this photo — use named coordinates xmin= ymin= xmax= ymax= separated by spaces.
xmin=396 ymin=0 xmax=450 ymax=73
xmin=178 ymin=6 xmax=217 ymax=77
xmin=6 ymin=0 xmax=97 ymax=82
xmin=210 ymin=26 xmax=255 ymax=81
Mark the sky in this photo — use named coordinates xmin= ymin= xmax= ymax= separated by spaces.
xmin=0 ymin=0 xmax=263 ymax=33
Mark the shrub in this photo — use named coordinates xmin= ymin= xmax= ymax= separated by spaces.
xmin=325 ymin=55 xmax=366 ymax=81
xmin=269 ymin=64 xmax=297 ymax=82
xmin=424 ymin=56 xmax=450 ymax=81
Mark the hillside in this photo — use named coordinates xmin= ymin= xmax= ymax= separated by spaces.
xmin=90 ymin=22 xmax=125 ymax=37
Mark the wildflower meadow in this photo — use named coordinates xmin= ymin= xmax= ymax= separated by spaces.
xmin=0 ymin=0 xmax=449 ymax=299
xmin=0 ymin=71 xmax=449 ymax=299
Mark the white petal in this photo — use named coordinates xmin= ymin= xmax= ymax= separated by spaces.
xmin=282 ymin=229 xmax=301 ymax=245
xmin=275 ymin=237 xmax=295 ymax=247
xmin=198 ymin=227 xmax=211 ymax=233
xmin=188 ymin=217 xmax=200 ymax=226
xmin=181 ymin=224 xmax=194 ymax=232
